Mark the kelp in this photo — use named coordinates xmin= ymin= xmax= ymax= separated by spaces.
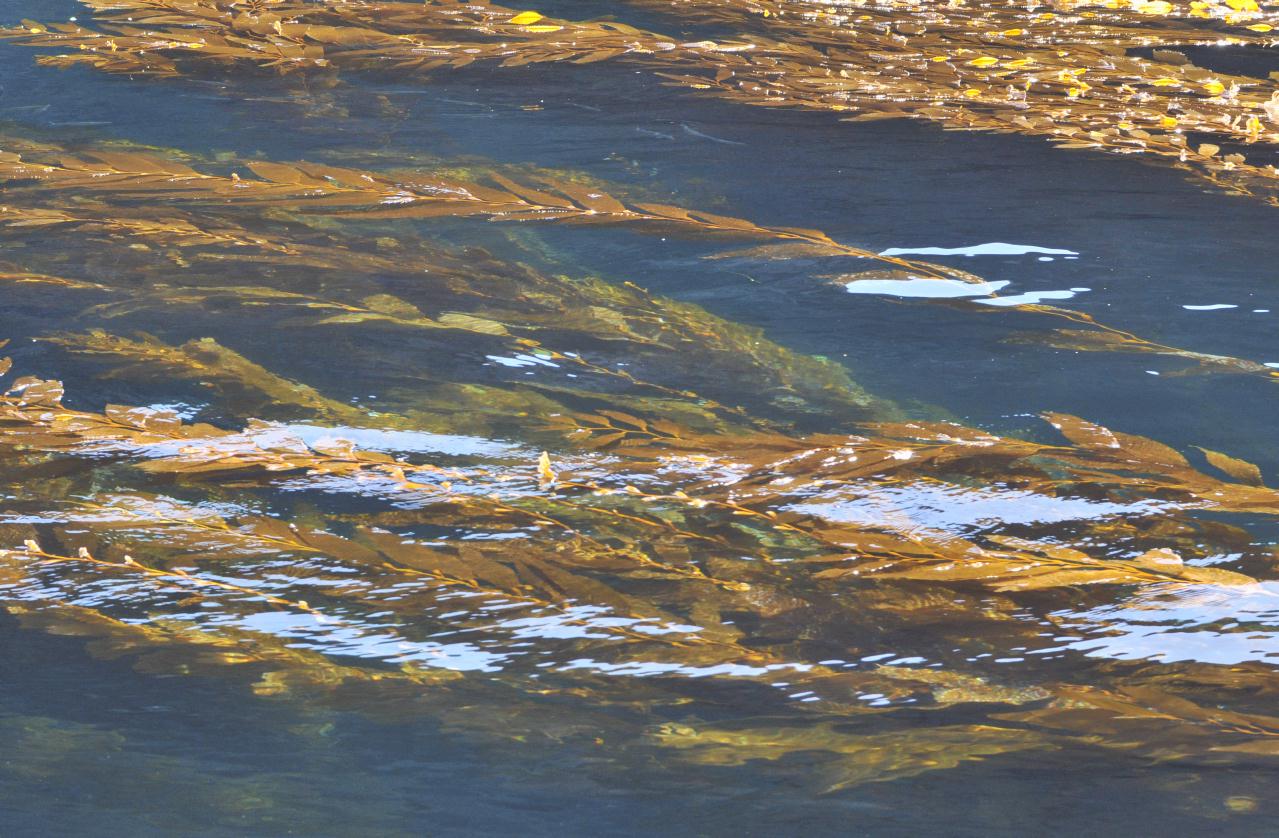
xmin=45 ymin=330 xmax=379 ymax=424
xmin=0 ymin=138 xmax=968 ymax=279
xmin=649 ymin=720 xmax=1051 ymax=792
xmin=1006 ymin=327 xmax=1279 ymax=381
xmin=994 ymin=681 xmax=1279 ymax=764
xmin=0 ymin=128 xmax=1273 ymax=752
xmin=600 ymin=0 xmax=1279 ymax=202
xmin=0 ymin=476 xmax=1054 ymax=745
xmin=0 ymin=162 xmax=905 ymax=432
xmin=6 ymin=337 xmax=1279 ymax=785
xmin=0 ymin=712 xmax=410 ymax=834
xmin=8 ymin=5 xmax=1279 ymax=798
xmin=0 ymin=267 xmax=110 ymax=291
xmin=10 ymin=0 xmax=1279 ymax=201
xmin=3 ymin=127 xmax=1268 ymax=410
xmin=8 ymin=333 xmax=1279 ymax=593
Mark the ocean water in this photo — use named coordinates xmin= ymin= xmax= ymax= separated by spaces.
xmin=2 ymin=1 xmax=1279 ymax=835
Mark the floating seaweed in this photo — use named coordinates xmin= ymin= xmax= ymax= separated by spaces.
xmin=0 ymin=138 xmax=969 ymax=279
xmin=5 ymin=126 xmax=1269 ymax=407
xmin=9 ymin=0 xmax=1279 ymax=201
xmin=3 ymin=333 xmax=1279 ymax=784
xmin=1006 ymin=327 xmax=1279 ymax=381
xmin=6 ymin=1 xmax=1279 ymax=800
xmin=0 ymin=130 xmax=967 ymax=426
xmin=649 ymin=720 xmax=1052 ymax=792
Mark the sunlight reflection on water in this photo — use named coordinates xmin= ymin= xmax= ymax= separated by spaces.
xmin=1057 ymin=582 xmax=1279 ymax=666
xmin=789 ymin=482 xmax=1174 ymax=533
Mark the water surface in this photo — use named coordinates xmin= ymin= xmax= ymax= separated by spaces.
xmin=3 ymin=1 xmax=1279 ymax=835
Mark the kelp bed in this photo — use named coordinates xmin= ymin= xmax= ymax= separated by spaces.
xmin=2 ymin=0 xmax=1279 ymax=829
xmin=11 ymin=0 xmax=1279 ymax=201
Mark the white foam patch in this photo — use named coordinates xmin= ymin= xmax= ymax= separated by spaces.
xmin=1182 ymin=304 xmax=1237 ymax=311
xmin=486 ymin=353 xmax=560 ymax=368
xmin=843 ymin=278 xmax=1010 ymax=298
xmin=1055 ymin=582 xmax=1279 ymax=666
xmin=976 ymin=288 xmax=1083 ymax=307
xmin=879 ymin=242 xmax=1079 ymax=257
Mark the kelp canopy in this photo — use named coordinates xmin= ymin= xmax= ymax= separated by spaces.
xmin=9 ymin=0 xmax=1279 ymax=201
xmin=2 ymin=0 xmax=1279 ymax=831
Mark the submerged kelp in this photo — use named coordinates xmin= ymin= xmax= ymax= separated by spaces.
xmin=0 ymin=712 xmax=411 ymax=835
xmin=0 ymin=131 xmax=959 ymax=276
xmin=1 ymin=131 xmax=926 ymax=431
xmin=5 ymin=124 xmax=1271 ymax=400
xmin=9 ymin=0 xmax=1279 ymax=202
